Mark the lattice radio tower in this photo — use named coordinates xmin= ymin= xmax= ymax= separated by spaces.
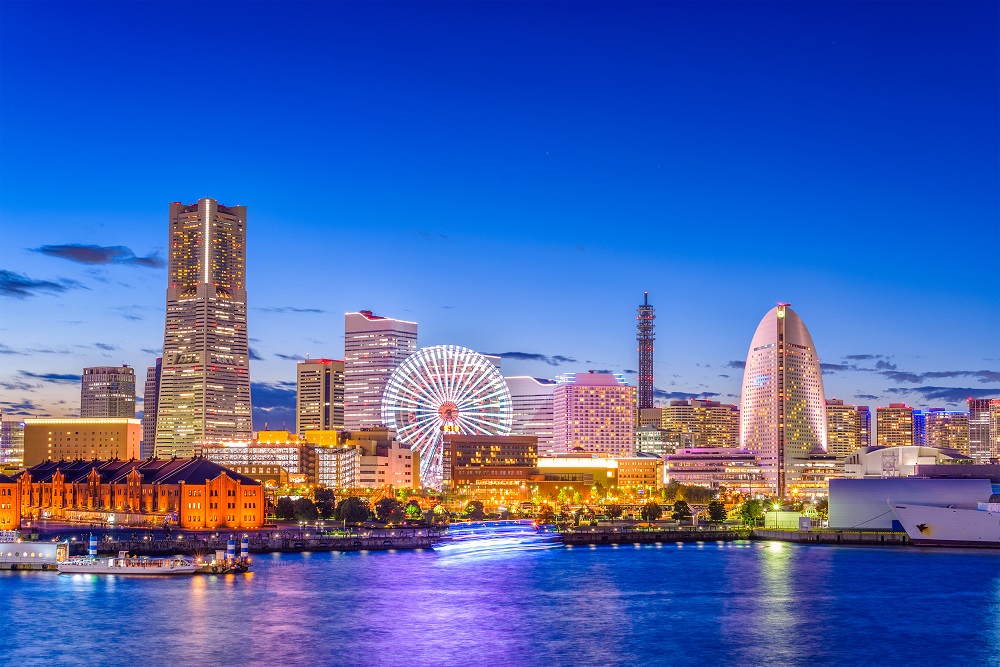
xmin=636 ymin=291 xmax=656 ymax=409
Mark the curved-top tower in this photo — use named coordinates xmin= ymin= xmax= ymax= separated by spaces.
xmin=740 ymin=303 xmax=826 ymax=498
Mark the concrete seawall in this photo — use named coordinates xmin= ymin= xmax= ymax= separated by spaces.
xmin=562 ymin=528 xmax=744 ymax=545
xmin=751 ymin=529 xmax=912 ymax=545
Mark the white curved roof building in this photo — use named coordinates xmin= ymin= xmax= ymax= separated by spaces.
xmin=740 ymin=304 xmax=826 ymax=497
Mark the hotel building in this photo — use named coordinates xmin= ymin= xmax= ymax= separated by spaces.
xmin=968 ymin=398 xmax=994 ymax=462
xmin=739 ymin=304 xmax=827 ymax=498
xmin=553 ymin=372 xmax=636 ymax=457
xmin=924 ymin=409 xmax=970 ymax=456
xmin=297 ymin=358 xmax=345 ymax=436
xmin=155 ymin=198 xmax=252 ymax=457
xmin=505 ymin=376 xmax=555 ymax=452
xmin=344 ymin=310 xmax=417 ymax=430
xmin=665 ymin=447 xmax=764 ymax=494
xmin=660 ymin=399 xmax=740 ymax=449
xmin=825 ymin=399 xmax=862 ymax=460
xmin=876 ymin=404 xmax=914 ymax=448
xmin=442 ymin=434 xmax=538 ymax=492
xmin=81 ymin=365 xmax=136 ymax=419
xmin=23 ymin=418 xmax=141 ymax=468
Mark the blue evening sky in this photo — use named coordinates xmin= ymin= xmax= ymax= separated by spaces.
xmin=1 ymin=1 xmax=997 ymax=428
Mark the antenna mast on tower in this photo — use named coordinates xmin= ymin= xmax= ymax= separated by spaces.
xmin=636 ymin=292 xmax=656 ymax=410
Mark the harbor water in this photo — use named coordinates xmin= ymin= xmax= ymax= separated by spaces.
xmin=2 ymin=525 xmax=998 ymax=666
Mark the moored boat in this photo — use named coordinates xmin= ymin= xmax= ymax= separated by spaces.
xmin=58 ymin=551 xmax=199 ymax=575
xmin=891 ymin=494 xmax=1000 ymax=547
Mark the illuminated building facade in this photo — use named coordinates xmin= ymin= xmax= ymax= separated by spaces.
xmin=0 ymin=474 xmax=19 ymax=529
xmin=534 ymin=453 xmax=662 ymax=498
xmin=553 ymin=372 xmax=636 ymax=457
xmin=344 ymin=310 xmax=417 ymax=430
xmin=141 ymin=358 xmax=161 ymax=459
xmin=155 ymin=198 xmax=252 ymax=458
xmin=665 ymin=447 xmax=764 ymax=494
xmin=81 ymin=365 xmax=136 ymax=419
xmin=16 ymin=458 xmax=265 ymax=529
xmin=825 ymin=399 xmax=862 ymax=460
xmin=968 ymin=398 xmax=994 ymax=462
xmin=858 ymin=405 xmax=872 ymax=447
xmin=634 ymin=424 xmax=682 ymax=458
xmin=297 ymin=358 xmax=345 ymax=436
xmin=505 ymin=376 xmax=555 ymax=452
xmin=343 ymin=427 xmax=420 ymax=489
xmin=740 ymin=304 xmax=827 ymax=498
xmin=660 ymin=399 xmax=740 ymax=449
xmin=23 ymin=418 xmax=141 ymax=468
xmin=442 ymin=434 xmax=538 ymax=491
xmin=924 ymin=409 xmax=970 ymax=456
xmin=876 ymin=404 xmax=914 ymax=448
xmin=1 ymin=418 xmax=25 ymax=468
xmin=992 ymin=399 xmax=1000 ymax=460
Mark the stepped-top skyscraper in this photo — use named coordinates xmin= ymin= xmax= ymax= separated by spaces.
xmin=740 ymin=304 xmax=826 ymax=497
xmin=636 ymin=292 xmax=655 ymax=410
xmin=344 ymin=310 xmax=417 ymax=430
xmin=154 ymin=198 xmax=252 ymax=457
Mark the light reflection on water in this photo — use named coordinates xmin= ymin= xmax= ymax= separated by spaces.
xmin=2 ymin=526 xmax=999 ymax=666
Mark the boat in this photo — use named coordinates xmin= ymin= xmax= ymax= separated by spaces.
xmin=891 ymin=494 xmax=1000 ymax=547
xmin=58 ymin=551 xmax=199 ymax=575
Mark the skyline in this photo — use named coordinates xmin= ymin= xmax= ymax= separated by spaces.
xmin=1 ymin=2 xmax=998 ymax=429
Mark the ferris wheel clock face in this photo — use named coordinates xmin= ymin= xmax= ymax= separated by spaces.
xmin=381 ymin=345 xmax=513 ymax=489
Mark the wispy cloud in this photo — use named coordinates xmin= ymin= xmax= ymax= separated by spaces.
xmin=854 ymin=394 xmax=880 ymax=401
xmin=249 ymin=347 xmax=265 ymax=361
xmin=885 ymin=386 xmax=1000 ymax=404
xmin=18 ymin=370 xmax=82 ymax=384
xmin=140 ymin=347 xmax=162 ymax=357
xmin=256 ymin=307 xmax=326 ymax=314
xmin=94 ymin=342 xmax=119 ymax=351
xmin=726 ymin=360 xmax=746 ymax=369
xmin=0 ymin=344 xmax=26 ymax=356
xmin=654 ymin=389 xmax=722 ymax=401
xmin=275 ymin=353 xmax=305 ymax=361
xmin=251 ymin=381 xmax=297 ymax=431
xmin=32 ymin=244 xmax=164 ymax=268
xmin=0 ymin=270 xmax=84 ymax=298
xmin=486 ymin=351 xmax=577 ymax=367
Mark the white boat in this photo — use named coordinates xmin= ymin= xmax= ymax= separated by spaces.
xmin=891 ymin=494 xmax=1000 ymax=547
xmin=58 ymin=551 xmax=199 ymax=575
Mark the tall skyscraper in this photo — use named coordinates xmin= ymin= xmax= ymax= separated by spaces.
xmin=924 ymin=408 xmax=970 ymax=455
xmin=553 ymin=372 xmax=636 ymax=457
xmin=636 ymin=292 xmax=655 ymax=410
xmin=968 ymin=398 xmax=994 ymax=462
xmin=343 ymin=310 xmax=417 ymax=430
xmin=505 ymin=376 xmax=556 ymax=452
xmin=857 ymin=405 xmax=872 ymax=448
xmin=81 ymin=365 xmax=136 ymax=418
xmin=876 ymin=404 xmax=914 ymax=447
xmin=141 ymin=358 xmax=161 ymax=458
xmin=155 ymin=198 xmax=252 ymax=457
xmin=740 ymin=304 xmax=826 ymax=498
xmin=297 ymin=358 xmax=345 ymax=436
xmin=825 ymin=398 xmax=861 ymax=459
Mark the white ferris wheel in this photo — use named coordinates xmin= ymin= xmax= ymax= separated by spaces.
xmin=381 ymin=345 xmax=513 ymax=489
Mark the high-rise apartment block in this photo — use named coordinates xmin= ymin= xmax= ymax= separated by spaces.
xmin=505 ymin=376 xmax=555 ymax=452
xmin=81 ymin=365 xmax=136 ymax=418
xmin=876 ymin=404 xmax=914 ymax=448
xmin=343 ymin=310 xmax=417 ymax=430
xmin=825 ymin=399 xmax=862 ymax=460
xmin=297 ymin=359 xmax=345 ymax=436
xmin=0 ymin=416 xmax=25 ymax=467
xmin=553 ymin=372 xmax=636 ymax=457
xmin=740 ymin=304 xmax=827 ymax=497
xmin=155 ymin=199 xmax=253 ymax=458
xmin=858 ymin=405 xmax=872 ymax=447
xmin=660 ymin=399 xmax=740 ymax=449
xmin=968 ymin=398 xmax=994 ymax=462
xmin=141 ymin=358 xmax=161 ymax=459
xmin=23 ymin=417 xmax=141 ymax=467
xmin=989 ymin=399 xmax=1000 ymax=460
xmin=924 ymin=409 xmax=970 ymax=455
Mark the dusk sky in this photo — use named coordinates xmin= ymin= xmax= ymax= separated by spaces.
xmin=1 ymin=1 xmax=997 ymax=430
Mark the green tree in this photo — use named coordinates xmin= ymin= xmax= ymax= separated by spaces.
xmin=738 ymin=499 xmax=764 ymax=526
xmin=335 ymin=497 xmax=371 ymax=525
xmin=572 ymin=491 xmax=583 ymax=505
xmin=375 ymin=497 xmax=403 ymax=524
xmin=465 ymin=500 xmax=486 ymax=520
xmin=275 ymin=496 xmax=296 ymax=521
xmin=405 ymin=499 xmax=422 ymax=519
xmin=672 ymin=500 xmax=693 ymax=521
xmin=535 ymin=504 xmax=555 ymax=524
xmin=314 ymin=488 xmax=337 ymax=519
xmin=293 ymin=497 xmax=319 ymax=522
xmin=605 ymin=504 xmax=623 ymax=521
xmin=683 ymin=485 xmax=716 ymax=504
xmin=707 ymin=500 xmax=727 ymax=523
xmin=640 ymin=500 xmax=663 ymax=522
xmin=557 ymin=488 xmax=569 ymax=504
xmin=663 ymin=480 xmax=682 ymax=503
xmin=815 ymin=498 xmax=829 ymax=521
xmin=591 ymin=482 xmax=606 ymax=501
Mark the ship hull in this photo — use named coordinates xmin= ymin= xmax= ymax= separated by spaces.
xmin=891 ymin=503 xmax=1000 ymax=547
xmin=58 ymin=558 xmax=199 ymax=575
